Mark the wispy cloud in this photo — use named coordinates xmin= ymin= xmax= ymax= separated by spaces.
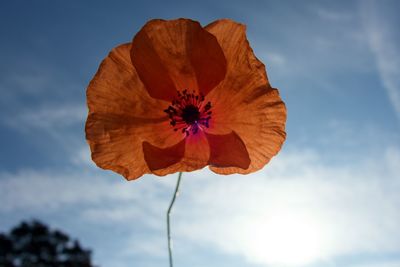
xmin=0 ymin=168 xmax=177 ymax=213
xmin=70 ymin=146 xmax=93 ymax=166
xmin=174 ymin=147 xmax=400 ymax=266
xmin=0 ymin=57 xmax=87 ymax=148
xmin=0 ymin=58 xmax=84 ymax=110
xmin=258 ymin=51 xmax=287 ymax=68
xmin=312 ymin=6 xmax=352 ymax=22
xmin=348 ymin=260 xmax=400 ymax=267
xmin=361 ymin=0 xmax=400 ymax=120
xmin=1 ymin=103 xmax=87 ymax=155
xmin=3 ymin=104 xmax=86 ymax=133
xmin=1 ymin=143 xmax=399 ymax=267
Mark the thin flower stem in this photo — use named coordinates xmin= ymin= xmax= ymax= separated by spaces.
xmin=167 ymin=172 xmax=183 ymax=267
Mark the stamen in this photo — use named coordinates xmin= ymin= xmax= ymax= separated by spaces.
xmin=164 ymin=89 xmax=212 ymax=136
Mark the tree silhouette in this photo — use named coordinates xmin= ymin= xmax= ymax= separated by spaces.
xmin=0 ymin=220 xmax=95 ymax=267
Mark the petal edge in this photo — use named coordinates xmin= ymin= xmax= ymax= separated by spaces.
xmin=143 ymin=139 xmax=186 ymax=171
xmin=206 ymin=131 xmax=250 ymax=169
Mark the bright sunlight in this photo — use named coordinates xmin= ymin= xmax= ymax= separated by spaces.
xmin=241 ymin=211 xmax=322 ymax=266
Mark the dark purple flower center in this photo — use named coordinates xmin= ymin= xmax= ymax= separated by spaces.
xmin=164 ymin=89 xmax=212 ymax=136
xmin=181 ymin=105 xmax=200 ymax=124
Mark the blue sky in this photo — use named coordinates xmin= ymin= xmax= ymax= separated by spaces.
xmin=1 ymin=0 xmax=400 ymax=267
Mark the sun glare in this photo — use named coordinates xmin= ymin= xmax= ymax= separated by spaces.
xmin=242 ymin=212 xmax=322 ymax=266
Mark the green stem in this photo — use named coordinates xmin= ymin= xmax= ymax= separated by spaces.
xmin=167 ymin=172 xmax=183 ymax=267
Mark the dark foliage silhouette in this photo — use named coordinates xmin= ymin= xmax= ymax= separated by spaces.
xmin=0 ymin=220 xmax=95 ymax=267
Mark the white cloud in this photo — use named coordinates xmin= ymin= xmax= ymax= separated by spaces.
xmin=312 ymin=6 xmax=352 ymax=22
xmin=361 ymin=0 xmax=400 ymax=120
xmin=0 ymin=60 xmax=84 ymax=118
xmin=0 ymin=167 xmax=176 ymax=267
xmin=1 ymin=145 xmax=400 ymax=267
xmin=172 ymin=147 xmax=400 ymax=266
xmin=259 ymin=52 xmax=286 ymax=68
xmin=0 ymin=63 xmax=57 ymax=99
xmin=348 ymin=261 xmax=400 ymax=267
xmin=0 ymin=170 xmax=166 ymax=212
xmin=71 ymin=145 xmax=93 ymax=166
xmin=1 ymin=103 xmax=87 ymax=152
xmin=3 ymin=104 xmax=86 ymax=133
xmin=123 ymin=234 xmax=166 ymax=258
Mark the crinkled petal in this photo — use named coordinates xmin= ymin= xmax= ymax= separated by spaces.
xmin=182 ymin=131 xmax=210 ymax=170
xmin=86 ymin=43 xmax=184 ymax=180
xmin=131 ymin=18 xmax=227 ymax=101
xmin=209 ymin=86 xmax=286 ymax=174
xmin=143 ymin=139 xmax=186 ymax=171
xmin=204 ymin=19 xmax=287 ymax=174
xmin=143 ymin=131 xmax=210 ymax=176
xmin=206 ymin=131 xmax=250 ymax=169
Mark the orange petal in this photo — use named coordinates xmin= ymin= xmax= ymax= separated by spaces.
xmin=143 ymin=139 xmax=185 ymax=171
xmin=209 ymin=87 xmax=286 ymax=174
xmin=206 ymin=131 xmax=250 ymax=169
xmin=146 ymin=130 xmax=210 ymax=176
xmin=86 ymin=43 xmax=184 ymax=180
xmin=204 ymin=19 xmax=287 ymax=174
xmin=181 ymin=131 xmax=210 ymax=170
xmin=131 ymin=18 xmax=226 ymax=101
xmin=205 ymin=19 xmax=269 ymax=100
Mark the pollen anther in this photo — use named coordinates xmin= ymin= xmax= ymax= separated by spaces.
xmin=164 ymin=89 xmax=212 ymax=136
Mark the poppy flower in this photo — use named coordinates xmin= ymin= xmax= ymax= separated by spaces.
xmin=85 ymin=18 xmax=286 ymax=180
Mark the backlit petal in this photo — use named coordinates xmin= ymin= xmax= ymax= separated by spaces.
xmin=206 ymin=131 xmax=250 ymax=169
xmin=143 ymin=139 xmax=186 ymax=171
xmin=131 ymin=18 xmax=226 ymax=101
xmin=205 ymin=19 xmax=287 ymax=174
xmin=209 ymin=87 xmax=286 ymax=174
xmin=86 ymin=19 xmax=286 ymax=180
xmin=86 ymin=43 xmax=183 ymax=180
xmin=145 ymin=131 xmax=210 ymax=176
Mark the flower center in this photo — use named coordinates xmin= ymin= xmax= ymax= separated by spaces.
xmin=181 ymin=105 xmax=200 ymax=124
xmin=164 ymin=89 xmax=212 ymax=136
